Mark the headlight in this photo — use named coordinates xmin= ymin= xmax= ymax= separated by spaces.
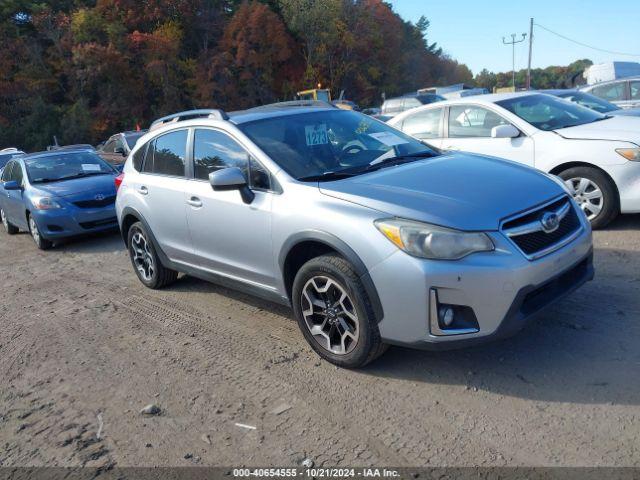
xmin=615 ymin=148 xmax=640 ymax=161
xmin=32 ymin=196 xmax=62 ymax=210
xmin=374 ymin=218 xmax=494 ymax=260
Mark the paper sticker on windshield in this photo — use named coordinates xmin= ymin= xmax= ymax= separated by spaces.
xmin=81 ymin=164 xmax=101 ymax=172
xmin=305 ymin=124 xmax=329 ymax=146
xmin=369 ymin=132 xmax=409 ymax=146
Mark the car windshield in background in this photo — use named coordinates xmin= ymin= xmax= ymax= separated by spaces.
xmin=557 ymin=91 xmax=619 ymax=114
xmin=124 ymin=132 xmax=145 ymax=149
xmin=26 ymin=152 xmax=114 ymax=184
xmin=238 ymin=110 xmax=438 ymax=181
xmin=497 ymin=94 xmax=606 ymax=131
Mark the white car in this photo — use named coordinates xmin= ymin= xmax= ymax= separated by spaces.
xmin=388 ymin=92 xmax=640 ymax=228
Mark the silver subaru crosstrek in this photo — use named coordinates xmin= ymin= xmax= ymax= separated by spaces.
xmin=115 ymin=102 xmax=594 ymax=368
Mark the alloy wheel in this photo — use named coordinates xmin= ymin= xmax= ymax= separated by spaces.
xmin=301 ymin=276 xmax=359 ymax=355
xmin=564 ymin=177 xmax=603 ymax=220
xmin=29 ymin=216 xmax=41 ymax=244
xmin=131 ymin=230 xmax=155 ymax=281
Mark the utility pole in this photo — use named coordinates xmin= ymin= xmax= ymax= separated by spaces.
xmin=502 ymin=32 xmax=527 ymax=91
xmin=526 ymin=18 xmax=534 ymax=90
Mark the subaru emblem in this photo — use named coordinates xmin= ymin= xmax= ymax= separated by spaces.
xmin=95 ymin=194 xmax=105 ymax=201
xmin=540 ymin=212 xmax=560 ymax=233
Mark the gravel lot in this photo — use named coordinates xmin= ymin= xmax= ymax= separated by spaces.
xmin=1 ymin=215 xmax=639 ymax=468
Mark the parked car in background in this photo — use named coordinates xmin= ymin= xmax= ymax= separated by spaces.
xmin=580 ymin=77 xmax=640 ymax=109
xmin=116 ymin=104 xmax=593 ymax=368
xmin=388 ymin=92 xmax=640 ymax=228
xmin=546 ymin=89 xmax=640 ymax=117
xmin=380 ymin=93 xmax=445 ymax=118
xmin=97 ymin=130 xmax=147 ymax=166
xmin=0 ymin=148 xmax=119 ymax=249
xmin=0 ymin=148 xmax=25 ymax=173
xmin=332 ymin=99 xmax=359 ymax=111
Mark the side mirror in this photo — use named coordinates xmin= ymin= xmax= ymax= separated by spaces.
xmin=209 ymin=167 xmax=254 ymax=204
xmin=3 ymin=180 xmax=21 ymax=191
xmin=114 ymin=146 xmax=126 ymax=156
xmin=491 ymin=125 xmax=520 ymax=139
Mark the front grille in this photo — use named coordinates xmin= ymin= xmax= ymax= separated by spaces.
xmin=79 ymin=217 xmax=117 ymax=230
xmin=73 ymin=195 xmax=116 ymax=208
xmin=502 ymin=197 xmax=582 ymax=260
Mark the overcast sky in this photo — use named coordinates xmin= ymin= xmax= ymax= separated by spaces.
xmin=390 ymin=0 xmax=640 ymax=74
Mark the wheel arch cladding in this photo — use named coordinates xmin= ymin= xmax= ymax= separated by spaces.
xmin=279 ymin=231 xmax=384 ymax=323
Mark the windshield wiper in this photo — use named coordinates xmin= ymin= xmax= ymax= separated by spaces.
xmin=369 ymin=150 xmax=437 ymax=166
xmin=298 ymin=171 xmax=358 ymax=182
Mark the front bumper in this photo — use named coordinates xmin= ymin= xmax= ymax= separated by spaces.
xmin=31 ymin=206 xmax=118 ymax=239
xmin=369 ymin=222 xmax=593 ymax=350
xmin=607 ymin=161 xmax=640 ymax=213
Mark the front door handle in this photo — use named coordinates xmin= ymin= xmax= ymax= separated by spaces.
xmin=137 ymin=186 xmax=148 ymax=195
xmin=187 ymin=197 xmax=203 ymax=208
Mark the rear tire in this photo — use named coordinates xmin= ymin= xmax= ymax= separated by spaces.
xmin=558 ymin=166 xmax=618 ymax=229
xmin=127 ymin=221 xmax=178 ymax=289
xmin=292 ymin=254 xmax=387 ymax=368
xmin=28 ymin=214 xmax=52 ymax=250
xmin=1 ymin=207 xmax=18 ymax=235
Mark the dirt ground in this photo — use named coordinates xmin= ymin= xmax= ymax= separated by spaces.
xmin=1 ymin=214 xmax=639 ymax=469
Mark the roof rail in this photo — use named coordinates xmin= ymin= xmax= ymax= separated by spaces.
xmin=150 ymin=109 xmax=229 ymax=130
xmin=247 ymin=100 xmax=337 ymax=111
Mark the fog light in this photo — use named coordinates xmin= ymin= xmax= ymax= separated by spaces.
xmin=439 ymin=307 xmax=455 ymax=327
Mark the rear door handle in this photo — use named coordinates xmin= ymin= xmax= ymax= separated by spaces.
xmin=137 ymin=186 xmax=148 ymax=195
xmin=187 ymin=197 xmax=203 ymax=208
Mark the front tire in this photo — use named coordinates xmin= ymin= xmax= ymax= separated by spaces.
xmin=127 ymin=221 xmax=178 ymax=289
xmin=559 ymin=166 xmax=618 ymax=229
xmin=292 ymin=254 xmax=387 ymax=368
xmin=28 ymin=214 xmax=52 ymax=250
xmin=1 ymin=207 xmax=18 ymax=235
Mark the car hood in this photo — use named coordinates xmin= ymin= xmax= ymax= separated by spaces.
xmin=319 ymin=153 xmax=564 ymax=231
xmin=31 ymin=174 xmax=117 ymax=198
xmin=554 ymin=116 xmax=640 ymax=143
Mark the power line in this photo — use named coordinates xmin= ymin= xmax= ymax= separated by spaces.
xmin=534 ymin=22 xmax=640 ymax=57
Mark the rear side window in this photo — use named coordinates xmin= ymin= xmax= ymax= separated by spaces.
xmin=631 ymin=81 xmax=640 ymax=100
xmin=402 ymin=108 xmax=443 ymax=139
xmin=193 ymin=129 xmax=248 ymax=180
xmin=132 ymin=143 xmax=147 ymax=171
xmin=145 ymin=130 xmax=188 ymax=177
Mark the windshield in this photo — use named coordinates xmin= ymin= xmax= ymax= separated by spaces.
xmin=496 ymin=94 xmax=606 ymax=131
xmin=124 ymin=132 xmax=145 ymax=148
xmin=25 ymin=152 xmax=115 ymax=184
xmin=557 ymin=91 xmax=619 ymax=114
xmin=238 ymin=110 xmax=438 ymax=181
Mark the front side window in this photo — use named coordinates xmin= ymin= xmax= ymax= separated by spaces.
xmin=1 ymin=161 xmax=14 ymax=182
xmin=238 ymin=110 xmax=437 ymax=181
xmin=497 ymin=94 xmax=604 ymax=131
xmin=402 ymin=108 xmax=443 ymax=139
xmin=448 ymin=105 xmax=509 ymax=138
xmin=193 ymin=129 xmax=248 ymax=180
xmin=591 ymin=83 xmax=625 ymax=102
xmin=102 ymin=139 xmax=116 ymax=153
xmin=631 ymin=81 xmax=640 ymax=100
xmin=146 ymin=130 xmax=187 ymax=177
xmin=25 ymin=152 xmax=114 ymax=184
